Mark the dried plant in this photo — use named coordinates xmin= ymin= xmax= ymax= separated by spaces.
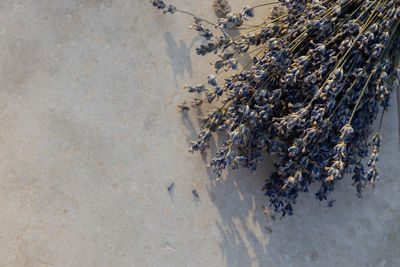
xmin=151 ymin=0 xmax=400 ymax=216
xmin=213 ymin=0 xmax=232 ymax=18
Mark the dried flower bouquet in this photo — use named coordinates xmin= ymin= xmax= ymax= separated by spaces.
xmin=151 ymin=0 xmax=400 ymax=216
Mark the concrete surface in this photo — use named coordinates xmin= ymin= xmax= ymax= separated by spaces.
xmin=0 ymin=0 xmax=399 ymax=266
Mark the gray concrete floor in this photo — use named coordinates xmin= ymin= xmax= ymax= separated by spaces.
xmin=0 ymin=0 xmax=399 ymax=266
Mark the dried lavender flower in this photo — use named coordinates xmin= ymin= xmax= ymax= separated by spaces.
xmin=192 ymin=189 xmax=200 ymax=198
xmin=168 ymin=183 xmax=175 ymax=192
xmin=177 ymin=101 xmax=190 ymax=112
xmin=213 ymin=0 xmax=232 ymax=18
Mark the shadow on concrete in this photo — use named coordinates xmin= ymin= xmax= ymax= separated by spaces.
xmin=206 ymin=160 xmax=275 ymax=267
xmin=181 ymin=103 xmax=278 ymax=266
xmin=164 ymin=32 xmax=200 ymax=88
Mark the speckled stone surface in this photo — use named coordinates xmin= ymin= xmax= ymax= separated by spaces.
xmin=0 ymin=1 xmax=399 ymax=266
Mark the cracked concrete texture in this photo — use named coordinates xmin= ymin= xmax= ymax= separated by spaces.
xmin=0 ymin=0 xmax=399 ymax=266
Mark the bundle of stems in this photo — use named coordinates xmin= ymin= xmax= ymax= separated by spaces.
xmin=151 ymin=0 xmax=400 ymax=216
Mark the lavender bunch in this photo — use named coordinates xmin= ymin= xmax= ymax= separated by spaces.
xmin=151 ymin=0 xmax=400 ymax=216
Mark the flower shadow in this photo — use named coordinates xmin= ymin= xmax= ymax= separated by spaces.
xmin=164 ymin=32 xmax=201 ymax=88
xmin=206 ymin=158 xmax=275 ymax=267
xmin=181 ymin=105 xmax=277 ymax=266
